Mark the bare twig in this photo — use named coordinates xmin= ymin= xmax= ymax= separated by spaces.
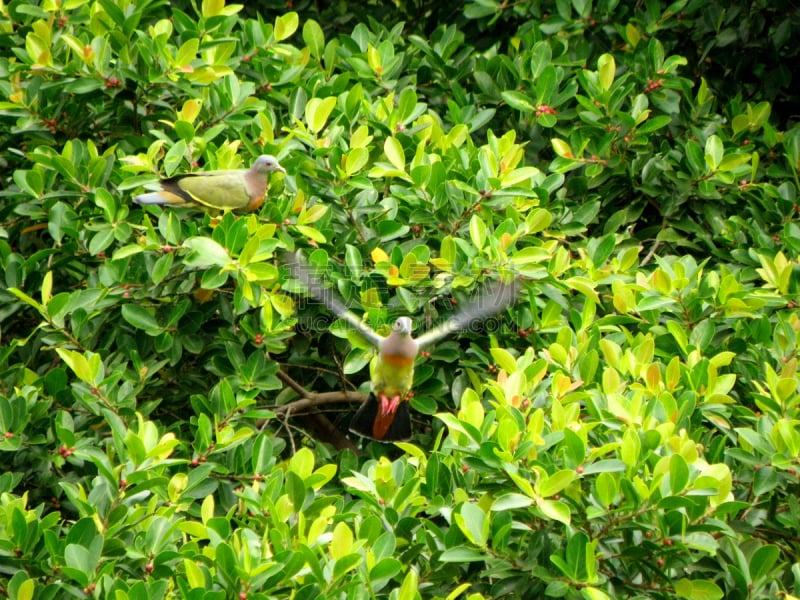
xmin=267 ymin=368 xmax=365 ymax=451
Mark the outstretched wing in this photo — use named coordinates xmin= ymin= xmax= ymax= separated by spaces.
xmin=285 ymin=252 xmax=385 ymax=348
xmin=415 ymin=280 xmax=519 ymax=349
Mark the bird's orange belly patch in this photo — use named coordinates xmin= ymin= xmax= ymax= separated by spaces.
xmin=248 ymin=194 xmax=265 ymax=210
xmin=382 ymin=353 xmax=415 ymax=368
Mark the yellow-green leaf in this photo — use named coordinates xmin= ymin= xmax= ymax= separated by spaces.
xmin=598 ymin=53 xmax=615 ymax=92
xmin=345 ymin=147 xmax=369 ymax=176
xmin=201 ymin=0 xmax=224 ymax=17
xmin=297 ymin=203 xmax=329 ymax=225
xmin=175 ymin=38 xmax=199 ymax=68
xmin=469 ymin=213 xmax=487 ymax=250
xmin=537 ymin=498 xmax=571 ymax=525
xmin=41 ymin=270 xmax=53 ymax=305
xmin=384 ymin=137 xmax=405 ymax=171
xmin=274 ymin=12 xmax=299 ymax=42
xmin=306 ymin=96 xmax=337 ymax=134
xmin=551 ymin=138 xmax=573 ymax=159
xmin=625 ymin=23 xmax=641 ymax=47
xmin=178 ymin=99 xmax=202 ymax=124
xmin=329 ymin=521 xmax=354 ymax=560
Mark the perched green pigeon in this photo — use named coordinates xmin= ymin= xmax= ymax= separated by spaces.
xmin=289 ymin=255 xmax=518 ymax=442
xmin=133 ymin=155 xmax=285 ymax=212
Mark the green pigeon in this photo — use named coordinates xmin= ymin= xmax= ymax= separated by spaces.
xmin=289 ymin=255 xmax=518 ymax=442
xmin=133 ymin=155 xmax=285 ymax=212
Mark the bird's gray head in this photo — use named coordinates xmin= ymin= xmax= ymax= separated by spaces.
xmin=253 ymin=154 xmax=286 ymax=174
xmin=393 ymin=317 xmax=413 ymax=336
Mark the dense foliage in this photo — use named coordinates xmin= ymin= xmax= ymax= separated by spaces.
xmin=1 ymin=0 xmax=799 ymax=598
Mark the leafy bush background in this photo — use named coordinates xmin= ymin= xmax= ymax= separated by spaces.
xmin=1 ymin=0 xmax=799 ymax=598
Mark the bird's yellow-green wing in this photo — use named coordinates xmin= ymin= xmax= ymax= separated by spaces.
xmin=174 ymin=171 xmax=252 ymax=211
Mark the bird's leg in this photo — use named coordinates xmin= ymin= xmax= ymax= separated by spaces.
xmin=378 ymin=393 xmax=402 ymax=416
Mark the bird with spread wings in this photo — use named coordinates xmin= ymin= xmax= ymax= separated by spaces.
xmin=289 ymin=255 xmax=518 ymax=442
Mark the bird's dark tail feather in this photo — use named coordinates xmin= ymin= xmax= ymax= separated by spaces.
xmin=349 ymin=393 xmax=412 ymax=442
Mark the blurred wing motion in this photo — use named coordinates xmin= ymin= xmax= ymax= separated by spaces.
xmin=285 ymin=252 xmax=384 ymax=347
xmin=415 ymin=280 xmax=519 ymax=348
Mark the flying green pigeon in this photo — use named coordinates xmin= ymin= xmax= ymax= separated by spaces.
xmin=133 ymin=155 xmax=285 ymax=212
xmin=289 ymin=255 xmax=518 ymax=442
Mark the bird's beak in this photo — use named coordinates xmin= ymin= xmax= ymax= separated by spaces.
xmin=276 ymin=165 xmax=287 ymax=174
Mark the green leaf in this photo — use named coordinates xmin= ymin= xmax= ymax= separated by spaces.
xmin=749 ymin=545 xmax=780 ymax=582
xmin=704 ymin=135 xmax=724 ymax=171
xmin=55 ymin=349 xmax=99 ymax=385
xmin=439 ymin=546 xmax=487 ymax=562
xmin=455 ymin=502 xmax=488 ymax=546
xmin=371 ymin=557 xmax=403 ymax=581
xmin=491 ymin=493 xmax=533 ymax=511
xmin=502 ymin=90 xmax=535 ymax=112
xmin=121 ymin=304 xmax=161 ymax=334
xmin=674 ymin=578 xmax=724 ymax=600
xmin=183 ymin=237 xmax=230 ymax=267
xmin=539 ymin=470 xmax=577 ymax=498
xmin=669 ymin=454 xmax=690 ymax=494
xmin=302 ymin=19 xmax=325 ymax=60
xmin=537 ymin=498 xmax=571 ymax=525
